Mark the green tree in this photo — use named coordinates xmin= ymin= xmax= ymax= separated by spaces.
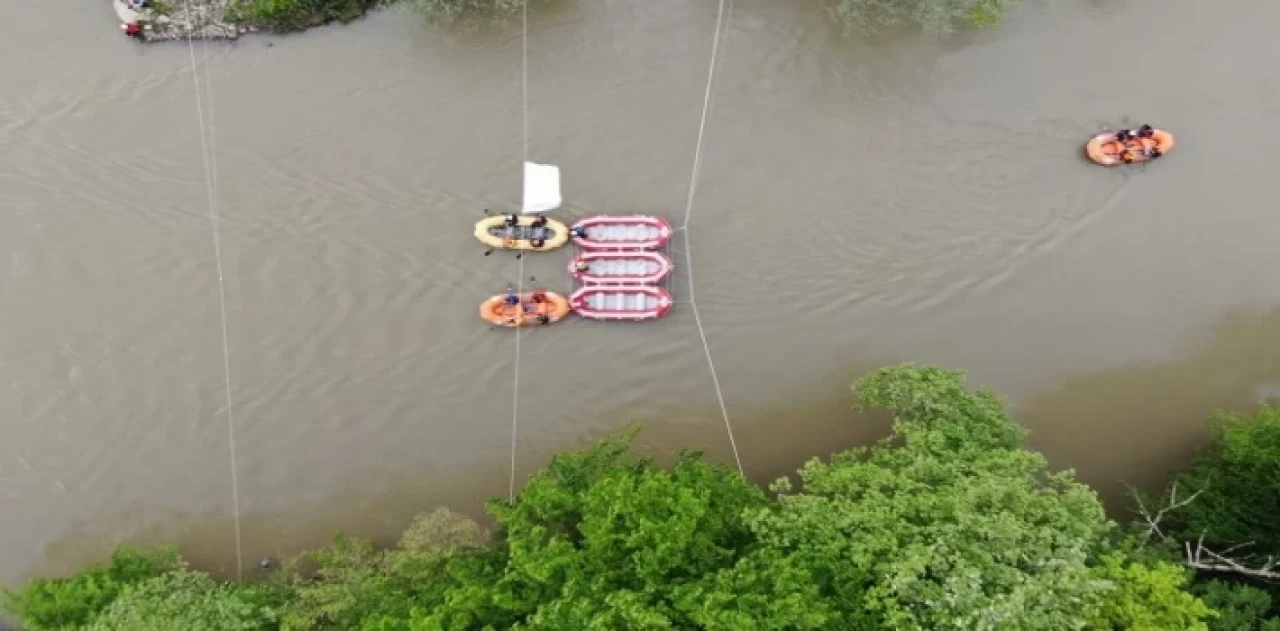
xmin=279 ymin=508 xmax=485 ymax=630
xmin=691 ymin=365 xmax=1212 ymax=630
xmin=226 ymin=0 xmax=381 ymax=32
xmin=420 ymin=430 xmax=768 ymax=629
xmin=1166 ymin=406 xmax=1280 ymax=556
xmin=831 ymin=0 xmax=1021 ymax=35
xmin=85 ymin=567 xmax=278 ymax=631
xmin=2 ymin=547 xmax=177 ymax=630
xmin=1085 ymin=554 xmax=1213 ymax=630
xmin=1193 ymin=579 xmax=1280 ymax=631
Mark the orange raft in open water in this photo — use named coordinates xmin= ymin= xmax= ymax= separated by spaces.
xmin=1085 ymin=129 xmax=1175 ymax=166
xmin=479 ymin=291 xmax=571 ymax=328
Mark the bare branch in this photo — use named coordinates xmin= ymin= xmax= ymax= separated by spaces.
xmin=1128 ymin=481 xmax=1206 ymax=543
xmin=1185 ymin=540 xmax=1280 ymax=582
xmin=1131 ymin=481 xmax=1280 ymax=583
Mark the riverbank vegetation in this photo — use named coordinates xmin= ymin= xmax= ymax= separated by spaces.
xmin=225 ymin=0 xmax=384 ymax=32
xmin=221 ymin=0 xmax=1015 ymax=38
xmin=831 ymin=0 xmax=1022 ymax=35
xmin=8 ymin=364 xmax=1276 ymax=629
xmin=223 ymin=0 xmax=522 ymax=33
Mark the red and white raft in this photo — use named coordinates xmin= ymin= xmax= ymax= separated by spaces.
xmin=569 ymin=285 xmax=673 ymax=321
xmin=569 ymin=250 xmax=674 ymax=285
xmin=570 ymin=215 xmax=673 ymax=250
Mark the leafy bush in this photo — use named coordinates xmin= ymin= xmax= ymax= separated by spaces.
xmin=277 ymin=508 xmax=485 ymax=629
xmin=420 ymin=430 xmax=769 ymax=628
xmin=2 ymin=547 xmax=177 ymax=630
xmin=831 ymin=0 xmax=1022 ymax=35
xmin=1193 ymin=579 xmax=1280 ymax=631
xmin=1166 ymin=406 xmax=1280 ymax=556
xmin=85 ymin=568 xmax=279 ymax=631
xmin=227 ymin=0 xmax=382 ymax=32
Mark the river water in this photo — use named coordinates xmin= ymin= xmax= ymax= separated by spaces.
xmin=2 ymin=0 xmax=1279 ymax=583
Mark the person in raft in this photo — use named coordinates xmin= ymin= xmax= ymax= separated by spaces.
xmin=528 ymin=215 xmax=548 ymax=248
xmin=499 ymin=214 xmax=519 ymax=246
xmin=570 ymin=226 xmax=588 ymax=239
xmin=504 ymin=291 xmax=520 ymax=307
xmin=574 ymin=260 xmax=590 ymax=272
xmin=535 ymin=313 xmax=551 ymax=325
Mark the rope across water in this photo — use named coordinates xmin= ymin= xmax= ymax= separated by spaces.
xmin=681 ymin=0 xmax=743 ymax=475
xmin=508 ymin=0 xmax=530 ymax=502
xmin=181 ymin=0 xmax=244 ymax=579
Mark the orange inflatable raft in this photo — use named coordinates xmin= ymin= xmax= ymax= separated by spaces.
xmin=479 ymin=291 xmax=571 ymax=327
xmin=1085 ymin=129 xmax=1175 ymax=166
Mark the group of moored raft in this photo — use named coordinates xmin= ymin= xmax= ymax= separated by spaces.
xmin=1084 ymin=124 xmax=1175 ymax=166
xmin=475 ymin=213 xmax=676 ymax=328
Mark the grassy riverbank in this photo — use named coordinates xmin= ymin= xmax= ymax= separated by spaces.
xmin=225 ymin=0 xmax=383 ymax=32
xmin=9 ymin=364 xmax=1277 ymax=629
xmin=223 ymin=0 xmax=523 ymax=33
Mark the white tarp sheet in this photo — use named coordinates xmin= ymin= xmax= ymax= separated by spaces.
xmin=521 ymin=162 xmax=562 ymax=214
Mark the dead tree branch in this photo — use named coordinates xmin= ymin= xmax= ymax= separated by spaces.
xmin=1128 ymin=482 xmax=1280 ymax=583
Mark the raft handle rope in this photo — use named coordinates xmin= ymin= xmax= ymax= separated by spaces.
xmin=182 ymin=0 xmax=244 ymax=579
xmin=681 ymin=0 xmax=743 ymax=476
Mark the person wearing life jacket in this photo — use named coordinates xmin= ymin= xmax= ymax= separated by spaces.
xmin=122 ymin=22 xmax=143 ymax=39
xmin=569 ymin=226 xmax=588 ymax=239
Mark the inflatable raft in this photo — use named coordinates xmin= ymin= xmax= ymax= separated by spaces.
xmin=570 ymin=215 xmax=673 ymax=250
xmin=1085 ymin=129 xmax=1175 ymax=166
xmin=569 ymin=250 xmax=674 ymax=285
xmin=479 ymin=291 xmax=571 ymax=327
xmin=569 ymin=285 xmax=673 ymax=321
xmin=474 ymin=215 xmax=569 ymax=251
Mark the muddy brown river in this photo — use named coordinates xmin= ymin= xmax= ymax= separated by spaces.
xmin=3 ymin=0 xmax=1280 ymax=583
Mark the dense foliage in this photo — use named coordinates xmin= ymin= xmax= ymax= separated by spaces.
xmin=226 ymin=0 xmax=383 ymax=32
xmin=1165 ymin=406 xmax=1280 ymax=556
xmin=831 ymin=0 xmax=1021 ymax=35
xmin=1139 ymin=405 xmax=1280 ymax=630
xmin=1 ymin=548 xmax=176 ymax=630
xmin=4 ymin=365 xmax=1221 ymax=629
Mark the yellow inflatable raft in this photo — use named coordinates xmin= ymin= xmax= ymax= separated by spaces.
xmin=474 ymin=215 xmax=569 ymax=251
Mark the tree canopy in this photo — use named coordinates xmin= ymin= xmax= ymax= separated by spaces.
xmin=1165 ymin=406 xmax=1280 ymax=556
xmin=1135 ymin=405 xmax=1280 ymax=630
